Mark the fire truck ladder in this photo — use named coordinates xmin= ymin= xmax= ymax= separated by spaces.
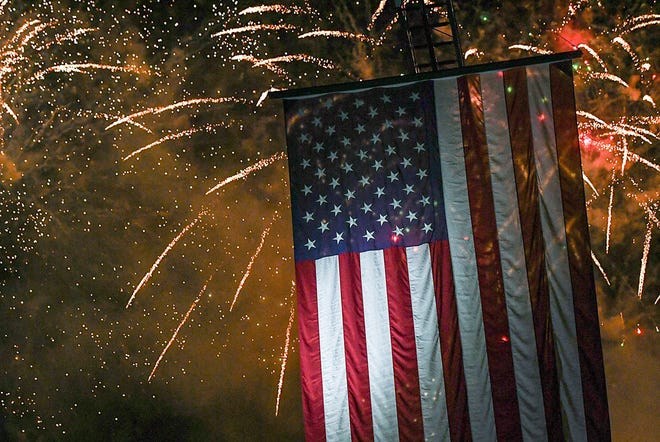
xmin=396 ymin=0 xmax=464 ymax=73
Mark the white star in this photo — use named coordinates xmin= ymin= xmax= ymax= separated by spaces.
xmin=368 ymin=106 xmax=378 ymax=118
xmin=393 ymin=225 xmax=404 ymax=236
xmin=397 ymin=129 xmax=409 ymax=142
xmin=410 ymin=92 xmax=420 ymax=101
xmin=363 ymin=230 xmax=375 ymax=241
xmin=413 ymin=142 xmax=425 ymax=153
xmin=299 ymin=132 xmax=310 ymax=143
xmin=387 ymin=171 xmax=399 ymax=182
xmin=329 ymin=177 xmax=340 ymax=189
xmin=390 ymin=198 xmax=401 ymax=209
xmin=344 ymin=189 xmax=356 ymax=200
xmin=324 ymin=98 xmax=333 ymax=109
xmin=301 ymin=185 xmax=312 ymax=195
xmin=318 ymin=220 xmax=329 ymax=232
xmin=373 ymin=160 xmax=383 ymax=171
xmin=315 ymin=167 xmax=326 ymax=179
xmin=316 ymin=195 xmax=327 ymax=205
xmin=383 ymin=120 xmax=393 ymax=129
xmin=406 ymin=211 xmax=418 ymax=222
xmin=333 ymin=232 xmax=344 ymax=244
xmin=419 ymin=195 xmax=431 ymax=206
xmin=346 ymin=217 xmax=357 ymax=227
xmin=313 ymin=142 xmax=324 ymax=152
xmin=386 ymin=145 xmax=396 ymax=155
xmin=422 ymin=223 xmax=433 ymax=234
xmin=416 ymin=169 xmax=428 ymax=179
xmin=331 ymin=205 xmax=342 ymax=216
xmin=371 ymin=132 xmax=381 ymax=144
xmin=339 ymin=110 xmax=349 ymax=121
xmin=361 ymin=203 xmax=373 ymax=214
xmin=381 ymin=94 xmax=391 ymax=103
xmin=305 ymin=239 xmax=316 ymax=250
xmin=312 ymin=116 xmax=322 ymax=127
xmin=377 ymin=214 xmax=388 ymax=225
xmin=359 ymin=176 xmax=370 ymax=186
xmin=395 ymin=106 xmax=406 ymax=116
xmin=300 ymin=159 xmax=311 ymax=169
xmin=401 ymin=157 xmax=412 ymax=168
xmin=325 ymin=126 xmax=336 ymax=136
xmin=404 ymin=184 xmax=414 ymax=194
xmin=297 ymin=108 xmax=306 ymax=117
xmin=353 ymin=98 xmax=364 ymax=108
xmin=355 ymin=123 xmax=366 ymax=134
xmin=341 ymin=137 xmax=351 ymax=147
xmin=357 ymin=150 xmax=368 ymax=160
xmin=374 ymin=186 xmax=385 ymax=197
xmin=328 ymin=151 xmax=338 ymax=162
xmin=303 ymin=212 xmax=314 ymax=222
xmin=412 ymin=117 xmax=423 ymax=127
xmin=342 ymin=162 xmax=353 ymax=173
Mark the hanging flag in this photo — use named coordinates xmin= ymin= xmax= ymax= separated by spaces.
xmin=279 ymin=52 xmax=610 ymax=442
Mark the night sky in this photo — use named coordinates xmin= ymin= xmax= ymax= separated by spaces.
xmin=0 ymin=1 xmax=657 ymax=440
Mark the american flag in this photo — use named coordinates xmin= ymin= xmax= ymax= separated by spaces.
xmin=282 ymin=56 xmax=610 ymax=441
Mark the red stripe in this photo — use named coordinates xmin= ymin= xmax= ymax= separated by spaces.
xmin=550 ymin=61 xmax=611 ymax=442
xmin=457 ymin=74 xmax=522 ymax=441
xmin=295 ymin=260 xmax=326 ymax=441
xmin=429 ymin=240 xmax=472 ymax=441
xmin=338 ymin=253 xmax=374 ymax=441
xmin=383 ymin=246 xmax=424 ymax=441
xmin=503 ymin=67 xmax=563 ymax=441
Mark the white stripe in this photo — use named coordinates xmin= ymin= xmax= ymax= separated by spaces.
xmin=407 ymin=244 xmax=449 ymax=442
xmin=481 ymin=71 xmax=548 ymax=441
xmin=526 ymin=64 xmax=587 ymax=441
xmin=316 ymin=255 xmax=351 ymax=441
xmin=360 ymin=250 xmax=399 ymax=441
xmin=434 ymin=78 xmax=497 ymax=442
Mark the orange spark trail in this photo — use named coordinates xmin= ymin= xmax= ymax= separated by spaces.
xmin=606 ymin=171 xmax=615 ymax=253
xmin=276 ymin=282 xmax=296 ymax=416
xmin=148 ymin=275 xmax=213 ymax=382
xmin=239 ymin=5 xmax=309 ymax=16
xmin=368 ymin=0 xmax=389 ymax=30
xmin=123 ymin=123 xmax=229 ymax=161
xmin=205 ymin=152 xmax=286 ymax=195
xmin=229 ymin=215 xmax=278 ymax=312
xmin=298 ymin=30 xmax=378 ymax=44
xmin=105 ymin=97 xmax=243 ymax=130
xmin=29 ymin=62 xmax=148 ymax=83
xmin=253 ymin=54 xmax=336 ymax=70
xmin=231 ymin=55 xmax=290 ymax=78
xmin=509 ymin=44 xmax=552 ymax=54
xmin=126 ymin=210 xmax=207 ymax=308
xmin=212 ymin=24 xmax=297 ymax=38
xmin=591 ymin=251 xmax=611 ymax=286
xmin=637 ymin=217 xmax=653 ymax=299
xmin=587 ymin=72 xmax=629 ymax=88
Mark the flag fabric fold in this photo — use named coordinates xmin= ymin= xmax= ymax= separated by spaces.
xmin=283 ymin=57 xmax=609 ymax=441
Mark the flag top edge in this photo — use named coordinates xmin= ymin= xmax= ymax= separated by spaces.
xmin=270 ymin=50 xmax=582 ymax=101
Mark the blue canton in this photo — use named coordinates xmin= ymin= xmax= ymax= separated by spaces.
xmin=285 ymin=82 xmax=447 ymax=262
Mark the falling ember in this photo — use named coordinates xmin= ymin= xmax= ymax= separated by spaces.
xmin=582 ymin=172 xmax=599 ymax=197
xmin=205 ymin=151 xmax=286 ymax=195
xmin=368 ymin=0 xmax=389 ymax=30
xmin=105 ymin=97 xmax=244 ymax=131
xmin=591 ymin=251 xmax=611 ymax=286
xmin=586 ymin=72 xmax=629 ymax=88
xmin=275 ymin=282 xmax=296 ymax=416
xmin=148 ymin=275 xmax=213 ymax=382
xmin=577 ymin=43 xmax=607 ymax=71
xmin=123 ymin=123 xmax=230 ymax=161
xmin=298 ymin=30 xmax=379 ymax=44
xmin=229 ymin=215 xmax=278 ymax=312
xmin=211 ymin=23 xmax=297 ymax=38
xmin=126 ymin=209 xmax=208 ymax=308
xmin=637 ymin=217 xmax=653 ymax=299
